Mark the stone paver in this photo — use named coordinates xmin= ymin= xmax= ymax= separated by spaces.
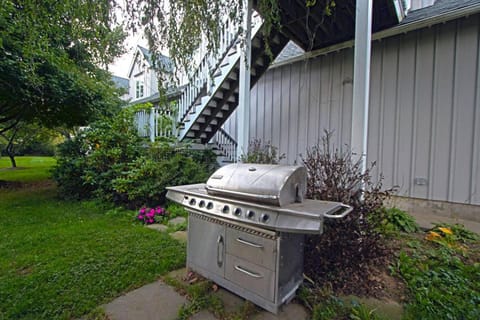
xmin=146 ymin=224 xmax=168 ymax=232
xmin=213 ymin=288 xmax=246 ymax=314
xmin=189 ymin=310 xmax=217 ymax=320
xmin=104 ymin=280 xmax=185 ymax=320
xmin=168 ymin=217 xmax=186 ymax=226
xmin=170 ymin=230 xmax=187 ymax=242
xmin=252 ymin=303 xmax=308 ymax=320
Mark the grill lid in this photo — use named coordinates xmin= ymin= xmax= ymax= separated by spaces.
xmin=206 ymin=164 xmax=307 ymax=207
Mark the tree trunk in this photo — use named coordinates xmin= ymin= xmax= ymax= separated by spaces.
xmin=1 ymin=126 xmax=19 ymax=168
xmin=8 ymin=152 xmax=16 ymax=168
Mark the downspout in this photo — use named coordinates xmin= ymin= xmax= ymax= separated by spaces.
xmin=351 ymin=0 xmax=373 ymax=176
xmin=237 ymin=0 xmax=252 ymax=162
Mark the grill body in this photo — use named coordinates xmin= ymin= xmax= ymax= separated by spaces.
xmin=166 ymin=164 xmax=352 ymax=314
xmin=186 ymin=211 xmax=303 ymax=313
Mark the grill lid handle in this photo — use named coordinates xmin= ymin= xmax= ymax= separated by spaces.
xmin=322 ymin=204 xmax=353 ymax=219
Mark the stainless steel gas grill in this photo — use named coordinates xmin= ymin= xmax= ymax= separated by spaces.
xmin=166 ymin=164 xmax=352 ymax=314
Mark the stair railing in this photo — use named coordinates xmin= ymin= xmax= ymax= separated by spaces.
xmin=211 ymin=127 xmax=238 ymax=162
xmin=177 ymin=12 xmax=262 ymax=125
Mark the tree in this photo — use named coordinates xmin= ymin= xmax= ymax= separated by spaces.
xmin=0 ymin=0 xmax=127 ymax=136
xmin=0 ymin=122 xmax=59 ymax=168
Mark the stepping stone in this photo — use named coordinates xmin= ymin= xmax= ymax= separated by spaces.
xmin=189 ymin=310 xmax=217 ymax=320
xmin=170 ymin=231 xmax=187 ymax=242
xmin=104 ymin=280 xmax=186 ymax=320
xmin=146 ymin=224 xmax=168 ymax=232
xmin=168 ymin=217 xmax=186 ymax=226
xmin=252 ymin=303 xmax=308 ymax=320
xmin=214 ymin=288 xmax=245 ymax=314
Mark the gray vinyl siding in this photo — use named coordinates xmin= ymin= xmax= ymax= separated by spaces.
xmin=229 ymin=14 xmax=480 ymax=206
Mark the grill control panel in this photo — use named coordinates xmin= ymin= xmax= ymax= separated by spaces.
xmin=182 ymin=194 xmax=278 ymax=228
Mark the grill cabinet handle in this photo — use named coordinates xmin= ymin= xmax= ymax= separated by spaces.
xmin=236 ymin=237 xmax=263 ymax=249
xmin=322 ymin=204 xmax=353 ymax=219
xmin=234 ymin=265 xmax=263 ymax=278
xmin=217 ymin=235 xmax=224 ymax=268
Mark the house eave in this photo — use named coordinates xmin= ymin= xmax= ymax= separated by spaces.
xmin=270 ymin=3 xmax=480 ymax=69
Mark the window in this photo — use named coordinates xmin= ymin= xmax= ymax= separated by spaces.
xmin=135 ymin=80 xmax=144 ymax=99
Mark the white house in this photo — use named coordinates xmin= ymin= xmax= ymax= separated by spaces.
xmin=131 ymin=0 xmax=480 ymax=221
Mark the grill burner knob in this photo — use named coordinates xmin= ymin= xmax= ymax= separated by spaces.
xmin=234 ymin=208 xmax=242 ymax=216
xmin=199 ymin=200 xmax=205 ymax=208
xmin=189 ymin=198 xmax=196 ymax=206
xmin=207 ymin=202 xmax=214 ymax=210
xmin=222 ymin=205 xmax=230 ymax=214
xmin=246 ymin=210 xmax=255 ymax=219
xmin=260 ymin=213 xmax=270 ymax=223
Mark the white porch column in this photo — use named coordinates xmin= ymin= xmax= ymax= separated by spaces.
xmin=351 ymin=0 xmax=373 ymax=174
xmin=237 ymin=0 xmax=252 ymax=161
xmin=149 ymin=107 xmax=156 ymax=142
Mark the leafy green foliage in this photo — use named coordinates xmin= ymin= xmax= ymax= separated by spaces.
xmin=166 ymin=203 xmax=189 ymax=219
xmin=394 ymin=243 xmax=480 ymax=320
xmin=52 ymin=110 xmax=216 ymax=207
xmin=298 ymin=286 xmax=384 ymax=320
xmin=0 ymin=183 xmax=185 ymax=320
xmin=376 ymin=207 xmax=419 ymax=234
xmin=0 ymin=0 xmax=125 ymax=135
xmin=239 ymin=138 xmax=285 ymax=164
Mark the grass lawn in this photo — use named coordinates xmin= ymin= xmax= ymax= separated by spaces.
xmin=0 ymin=157 xmax=186 ymax=319
xmin=0 ymin=156 xmax=57 ymax=182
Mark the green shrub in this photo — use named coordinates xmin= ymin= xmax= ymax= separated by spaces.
xmin=112 ymin=151 xmax=214 ymax=208
xmin=52 ymin=136 xmax=93 ymax=199
xmin=377 ymin=207 xmax=419 ymax=234
xmin=239 ymin=138 xmax=285 ymax=164
xmin=166 ymin=202 xmax=189 ymax=219
xmin=53 ymin=109 xmax=217 ymax=208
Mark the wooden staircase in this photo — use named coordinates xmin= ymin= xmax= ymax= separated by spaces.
xmin=176 ymin=13 xmax=289 ymax=145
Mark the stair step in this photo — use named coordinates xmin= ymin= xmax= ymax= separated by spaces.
xmin=216 ymin=111 xmax=224 ymax=118
xmin=186 ymin=132 xmax=195 ymax=138
xmin=227 ymin=73 xmax=238 ymax=81
xmin=220 ymin=60 xmax=230 ymax=68
xmin=200 ymin=133 xmax=207 ymax=139
xmin=221 ymin=81 xmax=231 ymax=90
xmin=227 ymin=48 xmax=237 ymax=56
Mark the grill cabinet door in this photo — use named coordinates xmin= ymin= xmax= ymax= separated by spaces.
xmin=187 ymin=213 xmax=225 ymax=277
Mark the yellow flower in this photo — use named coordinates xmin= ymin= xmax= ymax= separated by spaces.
xmin=438 ymin=227 xmax=453 ymax=235
xmin=425 ymin=231 xmax=441 ymax=241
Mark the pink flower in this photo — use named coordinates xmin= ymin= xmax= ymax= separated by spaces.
xmin=155 ymin=207 xmax=164 ymax=215
xmin=147 ymin=218 xmax=154 ymax=224
xmin=139 ymin=207 xmax=146 ymax=214
xmin=138 ymin=215 xmax=144 ymax=220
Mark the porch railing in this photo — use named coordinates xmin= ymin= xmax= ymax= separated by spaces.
xmin=134 ymin=108 xmax=176 ymax=142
